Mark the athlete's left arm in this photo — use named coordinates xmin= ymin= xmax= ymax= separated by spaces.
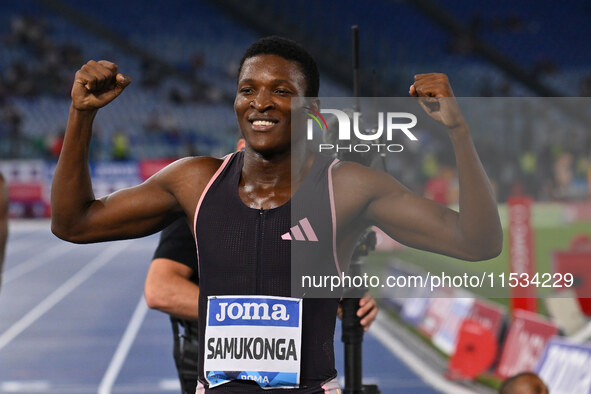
xmin=342 ymin=74 xmax=502 ymax=261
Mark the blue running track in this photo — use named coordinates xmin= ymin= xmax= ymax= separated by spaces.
xmin=0 ymin=220 xmax=447 ymax=393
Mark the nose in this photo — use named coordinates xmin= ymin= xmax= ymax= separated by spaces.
xmin=250 ymin=90 xmax=275 ymax=111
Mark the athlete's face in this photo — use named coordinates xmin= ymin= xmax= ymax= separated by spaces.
xmin=234 ymin=54 xmax=308 ymax=156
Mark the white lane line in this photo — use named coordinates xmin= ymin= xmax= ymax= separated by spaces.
xmin=369 ymin=314 xmax=476 ymax=394
xmin=5 ymin=238 xmax=48 ymax=255
xmin=3 ymin=243 xmax=74 ymax=284
xmin=0 ymin=242 xmax=130 ymax=352
xmin=159 ymin=379 xmax=181 ymax=390
xmin=97 ymin=295 xmax=149 ymax=394
xmin=0 ymin=380 xmax=51 ymax=392
xmin=8 ymin=219 xmax=51 ymax=232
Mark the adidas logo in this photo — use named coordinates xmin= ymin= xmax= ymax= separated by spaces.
xmin=281 ymin=218 xmax=318 ymax=242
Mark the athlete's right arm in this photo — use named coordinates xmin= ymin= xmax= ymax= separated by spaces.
xmin=145 ymin=218 xmax=199 ymax=320
xmin=145 ymin=258 xmax=199 ymax=320
xmin=51 ymin=61 xmax=189 ymax=243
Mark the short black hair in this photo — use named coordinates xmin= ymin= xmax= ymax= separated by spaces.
xmin=499 ymin=372 xmax=548 ymax=394
xmin=237 ymin=36 xmax=320 ymax=97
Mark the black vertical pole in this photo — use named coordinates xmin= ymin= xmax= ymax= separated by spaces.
xmin=352 ymin=25 xmax=360 ymax=112
xmin=342 ymin=26 xmax=381 ymax=394
xmin=342 ymin=25 xmax=364 ymax=394
xmin=342 ymin=265 xmax=365 ymax=394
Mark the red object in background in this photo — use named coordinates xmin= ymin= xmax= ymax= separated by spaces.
xmin=508 ymin=196 xmax=537 ymax=314
xmin=7 ymin=182 xmax=48 ymax=218
xmin=496 ymin=309 xmax=558 ymax=379
xmin=553 ymin=250 xmax=591 ymax=316
xmin=424 ymin=176 xmax=449 ymax=205
xmin=448 ymin=319 xmax=498 ymax=379
xmin=468 ymin=299 xmax=505 ymax=337
xmin=138 ymin=159 xmax=175 ymax=181
xmin=569 ymin=234 xmax=591 ymax=251
xmin=8 ymin=182 xmax=43 ymax=202
xmin=50 ymin=134 xmax=64 ymax=158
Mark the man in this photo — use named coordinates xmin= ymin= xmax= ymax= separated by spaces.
xmin=146 ymin=218 xmax=201 ymax=394
xmin=0 ymin=173 xmax=8 ymax=292
xmin=145 ymin=140 xmax=380 ymax=394
xmin=51 ymin=36 xmax=502 ymax=392
xmin=145 ymin=216 xmax=378 ymax=394
xmin=499 ymin=372 xmax=549 ymax=394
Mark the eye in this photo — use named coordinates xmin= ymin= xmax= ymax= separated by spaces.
xmin=239 ymin=87 xmax=254 ymax=95
xmin=275 ymin=88 xmax=292 ymax=96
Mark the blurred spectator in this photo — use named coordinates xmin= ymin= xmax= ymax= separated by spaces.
xmin=3 ymin=62 xmax=36 ymax=96
xmin=422 ymin=153 xmax=439 ymax=180
xmin=179 ymin=141 xmax=199 ymax=158
xmin=6 ymin=15 xmax=46 ymax=48
xmin=145 ymin=111 xmax=180 ymax=138
xmin=551 ymin=152 xmax=574 ymax=200
xmin=141 ymin=59 xmax=163 ymax=88
xmin=168 ymin=87 xmax=191 ymax=104
xmin=111 ymin=131 xmax=131 ymax=161
xmin=49 ymin=131 xmax=65 ymax=159
xmin=225 ymin=60 xmax=240 ymax=80
xmin=519 ymin=151 xmax=538 ymax=196
xmin=1 ymin=98 xmax=23 ymax=158
xmin=424 ymin=165 xmax=458 ymax=206
xmin=3 ymin=13 xmax=83 ymax=99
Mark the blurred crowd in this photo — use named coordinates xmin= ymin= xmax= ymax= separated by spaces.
xmin=1 ymin=12 xmax=589 ymax=204
xmin=408 ymin=131 xmax=589 ymax=204
xmin=2 ymin=15 xmax=80 ymax=98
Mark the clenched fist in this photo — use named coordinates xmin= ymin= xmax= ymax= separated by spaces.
xmin=71 ymin=60 xmax=131 ymax=111
xmin=409 ymin=73 xmax=467 ymax=131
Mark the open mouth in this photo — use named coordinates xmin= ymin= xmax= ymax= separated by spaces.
xmin=250 ymin=119 xmax=279 ymax=131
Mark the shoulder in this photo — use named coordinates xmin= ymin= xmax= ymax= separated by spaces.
xmin=332 ymin=160 xmax=368 ymax=176
xmin=331 ymin=160 xmax=409 ymax=217
xmin=145 ymin=155 xmax=232 ymax=216
xmin=148 ymin=156 xmax=227 ymax=189
xmin=332 ymin=160 xmax=397 ymax=193
xmin=163 ymin=155 xmax=226 ymax=176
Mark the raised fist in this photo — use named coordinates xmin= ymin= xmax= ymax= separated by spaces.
xmin=71 ymin=60 xmax=131 ymax=111
xmin=409 ymin=73 xmax=466 ymax=130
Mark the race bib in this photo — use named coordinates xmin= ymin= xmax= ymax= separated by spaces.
xmin=204 ymin=295 xmax=303 ymax=388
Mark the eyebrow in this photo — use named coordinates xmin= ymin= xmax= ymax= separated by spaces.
xmin=238 ymin=78 xmax=296 ymax=86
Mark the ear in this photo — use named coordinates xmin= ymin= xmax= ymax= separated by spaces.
xmin=307 ymin=97 xmax=320 ymax=112
xmin=235 ymin=138 xmax=246 ymax=151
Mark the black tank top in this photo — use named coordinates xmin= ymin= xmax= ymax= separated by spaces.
xmin=194 ymin=151 xmax=341 ymax=393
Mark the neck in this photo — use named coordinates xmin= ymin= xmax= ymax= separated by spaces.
xmin=242 ymin=143 xmax=310 ymax=187
xmin=239 ymin=143 xmax=314 ymax=209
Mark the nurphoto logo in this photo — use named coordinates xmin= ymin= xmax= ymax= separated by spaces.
xmin=304 ymin=106 xmax=418 ymax=154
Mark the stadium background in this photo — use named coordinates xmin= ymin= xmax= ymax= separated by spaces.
xmin=1 ymin=0 xmax=591 ymax=393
